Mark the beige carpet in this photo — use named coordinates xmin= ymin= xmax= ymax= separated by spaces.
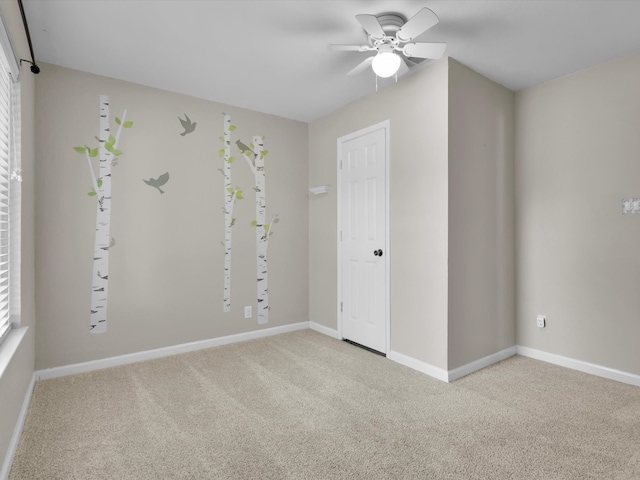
xmin=10 ymin=330 xmax=640 ymax=479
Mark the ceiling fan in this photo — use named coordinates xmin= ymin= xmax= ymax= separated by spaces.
xmin=328 ymin=7 xmax=446 ymax=78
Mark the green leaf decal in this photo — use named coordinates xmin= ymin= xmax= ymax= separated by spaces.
xmin=105 ymin=142 xmax=115 ymax=154
xmin=273 ymin=217 xmax=280 ymax=224
xmin=219 ymin=136 xmax=224 ymax=143
xmin=250 ymin=220 xmax=257 ymax=227
xmin=123 ymin=121 xmax=133 ymax=128
xmin=89 ymin=148 xmax=99 ymax=158
xmin=229 ymin=125 xmax=236 ymax=131
xmin=115 ymin=117 xmax=121 ymax=125
xmin=264 ymin=225 xmax=270 ymax=233
xmin=228 ymin=156 xmax=234 ymax=164
xmin=227 ymin=187 xmax=234 ymax=194
xmin=88 ymin=190 xmax=97 ymax=197
xmin=261 ymin=150 xmax=268 ymax=159
xmin=236 ymin=191 xmax=244 ymax=200
xmin=113 ymin=149 xmax=123 ymax=157
xmin=97 ymin=179 xmax=103 ymax=188
xmin=108 ymin=134 xmax=116 ymax=145
xmin=74 ymin=146 xmax=86 ymax=154
xmin=219 ymin=148 xmax=225 ymax=157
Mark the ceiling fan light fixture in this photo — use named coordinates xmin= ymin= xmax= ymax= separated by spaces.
xmin=331 ymin=8 xmax=445 ymax=79
xmin=371 ymin=48 xmax=401 ymax=78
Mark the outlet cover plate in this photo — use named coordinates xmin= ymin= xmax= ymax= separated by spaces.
xmin=536 ymin=315 xmax=546 ymax=328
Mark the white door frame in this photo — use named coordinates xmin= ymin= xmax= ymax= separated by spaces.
xmin=337 ymin=120 xmax=391 ymax=354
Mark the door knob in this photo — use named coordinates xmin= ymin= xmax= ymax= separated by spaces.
xmin=373 ymin=249 xmax=383 ymax=257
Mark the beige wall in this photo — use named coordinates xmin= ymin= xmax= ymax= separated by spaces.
xmin=35 ymin=65 xmax=308 ymax=369
xmin=516 ymin=52 xmax=640 ymax=375
xmin=0 ymin=0 xmax=36 ymax=472
xmin=309 ymin=59 xmax=450 ymax=369
xmin=448 ymin=59 xmax=515 ymax=369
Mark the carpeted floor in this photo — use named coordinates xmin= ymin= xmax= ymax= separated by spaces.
xmin=9 ymin=329 xmax=640 ymax=479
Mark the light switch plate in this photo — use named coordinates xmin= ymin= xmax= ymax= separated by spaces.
xmin=622 ymin=198 xmax=640 ymax=214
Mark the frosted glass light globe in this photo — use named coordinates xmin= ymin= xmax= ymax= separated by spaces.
xmin=372 ymin=51 xmax=401 ymax=78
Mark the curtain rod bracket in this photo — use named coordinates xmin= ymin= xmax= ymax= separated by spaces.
xmin=19 ymin=59 xmax=39 ymax=74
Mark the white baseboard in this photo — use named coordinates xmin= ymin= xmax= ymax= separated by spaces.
xmin=448 ymin=346 xmax=517 ymax=382
xmin=0 ymin=372 xmax=35 ymax=480
xmin=35 ymin=321 xmax=310 ymax=381
xmin=387 ymin=350 xmax=449 ymax=383
xmin=388 ymin=345 xmax=639 ymax=387
xmin=516 ymin=345 xmax=640 ymax=388
xmin=309 ymin=321 xmax=340 ymax=339
xmin=388 ymin=347 xmax=518 ymax=383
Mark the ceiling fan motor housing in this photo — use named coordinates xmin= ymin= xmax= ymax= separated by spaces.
xmin=374 ymin=13 xmax=406 ymax=38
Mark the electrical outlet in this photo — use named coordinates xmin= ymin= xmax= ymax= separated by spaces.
xmin=244 ymin=306 xmax=252 ymax=319
xmin=536 ymin=314 xmax=546 ymax=328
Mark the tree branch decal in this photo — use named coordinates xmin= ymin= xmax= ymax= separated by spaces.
xmin=74 ymin=95 xmax=132 ymax=333
xmin=219 ymin=114 xmax=241 ymax=312
xmin=241 ymin=135 xmax=278 ymax=324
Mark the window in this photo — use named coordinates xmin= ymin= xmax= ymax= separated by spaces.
xmin=0 ymin=13 xmax=20 ymax=347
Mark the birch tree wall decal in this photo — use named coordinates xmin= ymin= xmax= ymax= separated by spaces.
xmin=219 ymin=114 xmax=242 ymax=312
xmin=74 ymin=95 xmax=132 ymax=333
xmin=241 ymin=135 xmax=278 ymax=325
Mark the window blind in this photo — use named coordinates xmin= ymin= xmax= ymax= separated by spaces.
xmin=0 ymin=12 xmax=18 ymax=347
xmin=0 ymin=58 xmax=12 ymax=345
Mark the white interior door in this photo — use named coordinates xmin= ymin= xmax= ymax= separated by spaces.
xmin=338 ymin=122 xmax=389 ymax=354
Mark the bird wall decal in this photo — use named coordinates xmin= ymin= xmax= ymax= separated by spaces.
xmin=143 ymin=172 xmax=170 ymax=194
xmin=236 ymin=139 xmax=255 ymax=157
xmin=178 ymin=114 xmax=196 ymax=136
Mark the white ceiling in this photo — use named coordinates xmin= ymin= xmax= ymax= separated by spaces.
xmin=21 ymin=0 xmax=640 ymax=123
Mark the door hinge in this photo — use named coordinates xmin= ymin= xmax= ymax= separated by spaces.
xmin=340 ymin=302 xmax=343 ymax=312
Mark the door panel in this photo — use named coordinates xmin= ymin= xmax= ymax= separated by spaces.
xmin=340 ymin=126 xmax=387 ymax=353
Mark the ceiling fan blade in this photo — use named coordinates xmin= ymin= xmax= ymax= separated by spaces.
xmin=396 ymin=7 xmax=439 ymax=42
xmin=403 ymin=42 xmax=447 ymax=59
xmin=355 ymin=14 xmax=385 ymax=39
xmin=328 ymin=44 xmax=372 ymax=52
xmin=347 ymin=56 xmax=374 ymax=76
xmin=396 ymin=58 xmax=410 ymax=77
